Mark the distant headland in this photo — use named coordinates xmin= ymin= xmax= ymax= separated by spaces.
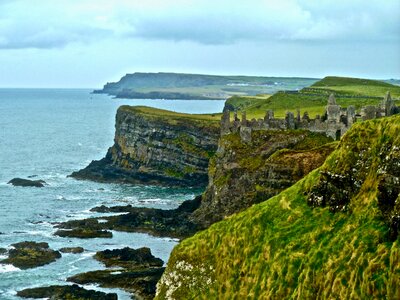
xmin=93 ymin=72 xmax=318 ymax=100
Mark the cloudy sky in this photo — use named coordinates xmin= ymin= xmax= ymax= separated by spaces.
xmin=0 ymin=0 xmax=399 ymax=87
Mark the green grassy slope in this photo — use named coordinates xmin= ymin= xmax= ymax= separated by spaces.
xmin=225 ymin=76 xmax=400 ymax=118
xmin=156 ymin=115 xmax=400 ymax=299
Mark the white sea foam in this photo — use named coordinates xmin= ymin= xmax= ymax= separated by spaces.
xmin=138 ymin=198 xmax=163 ymax=203
xmin=0 ymin=264 xmax=21 ymax=273
xmin=70 ymin=251 xmax=96 ymax=263
xmin=110 ymin=271 xmax=122 ymax=275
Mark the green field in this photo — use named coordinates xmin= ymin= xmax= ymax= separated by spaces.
xmin=225 ymin=76 xmax=400 ymax=119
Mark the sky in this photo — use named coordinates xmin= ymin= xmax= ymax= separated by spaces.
xmin=0 ymin=0 xmax=399 ymax=88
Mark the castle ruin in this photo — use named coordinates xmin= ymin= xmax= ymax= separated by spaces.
xmin=221 ymin=92 xmax=397 ymax=142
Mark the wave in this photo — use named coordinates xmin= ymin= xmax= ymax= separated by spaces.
xmin=0 ymin=264 xmax=21 ymax=273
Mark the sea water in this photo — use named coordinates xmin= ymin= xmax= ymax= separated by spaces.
xmin=0 ymin=89 xmax=225 ymax=299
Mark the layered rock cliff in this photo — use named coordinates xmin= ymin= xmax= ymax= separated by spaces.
xmin=156 ymin=115 xmax=400 ymax=299
xmin=191 ymin=130 xmax=335 ymax=228
xmin=71 ymin=106 xmax=220 ymax=187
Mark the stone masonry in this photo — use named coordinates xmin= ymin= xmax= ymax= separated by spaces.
xmin=221 ymin=92 xmax=398 ymax=142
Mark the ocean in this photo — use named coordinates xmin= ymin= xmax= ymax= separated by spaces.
xmin=0 ymin=89 xmax=225 ymax=299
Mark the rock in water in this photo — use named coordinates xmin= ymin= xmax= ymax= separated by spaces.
xmin=59 ymin=247 xmax=85 ymax=254
xmin=7 ymin=178 xmax=46 ymax=187
xmin=68 ymin=247 xmax=165 ymax=299
xmin=1 ymin=241 xmax=61 ymax=269
xmin=17 ymin=284 xmax=117 ymax=299
xmin=68 ymin=268 xmax=165 ymax=300
xmin=54 ymin=228 xmax=113 ymax=238
xmin=95 ymin=247 xmax=164 ymax=269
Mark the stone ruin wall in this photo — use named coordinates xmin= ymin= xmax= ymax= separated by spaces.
xmin=221 ymin=92 xmax=398 ymax=142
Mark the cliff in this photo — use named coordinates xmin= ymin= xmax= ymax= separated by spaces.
xmin=156 ymin=115 xmax=400 ymax=299
xmin=191 ymin=130 xmax=335 ymax=228
xmin=70 ymin=106 xmax=220 ymax=187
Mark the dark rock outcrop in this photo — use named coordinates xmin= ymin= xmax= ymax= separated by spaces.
xmin=17 ymin=284 xmax=117 ymax=299
xmin=1 ymin=241 xmax=61 ymax=269
xmin=70 ymin=106 xmax=219 ymax=187
xmin=7 ymin=178 xmax=46 ymax=187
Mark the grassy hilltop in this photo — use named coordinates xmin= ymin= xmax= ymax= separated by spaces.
xmin=225 ymin=76 xmax=400 ymax=118
xmin=156 ymin=114 xmax=400 ymax=299
xmin=119 ymin=105 xmax=222 ymax=126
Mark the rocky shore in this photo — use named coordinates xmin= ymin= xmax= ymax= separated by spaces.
xmin=55 ymin=196 xmax=202 ymax=239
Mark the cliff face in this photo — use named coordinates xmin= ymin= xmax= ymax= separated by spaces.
xmin=156 ymin=115 xmax=400 ymax=299
xmin=191 ymin=130 xmax=335 ymax=228
xmin=71 ymin=106 xmax=220 ymax=187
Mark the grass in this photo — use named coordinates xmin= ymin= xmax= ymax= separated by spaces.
xmin=224 ymin=76 xmax=400 ymax=119
xmin=156 ymin=115 xmax=400 ymax=299
xmin=120 ymin=105 xmax=222 ymax=122
xmin=119 ymin=105 xmax=222 ymax=130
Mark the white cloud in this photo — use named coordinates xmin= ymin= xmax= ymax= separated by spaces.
xmin=0 ymin=0 xmax=398 ymax=49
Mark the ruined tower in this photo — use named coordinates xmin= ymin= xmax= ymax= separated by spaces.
xmin=326 ymin=94 xmax=341 ymax=122
xmin=221 ymin=109 xmax=231 ymax=135
xmin=381 ymin=91 xmax=395 ymax=117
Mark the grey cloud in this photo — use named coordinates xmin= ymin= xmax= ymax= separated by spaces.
xmin=0 ymin=0 xmax=399 ymax=49
xmin=126 ymin=1 xmax=400 ymax=45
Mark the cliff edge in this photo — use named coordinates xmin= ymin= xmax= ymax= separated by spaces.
xmin=70 ymin=106 xmax=220 ymax=187
xmin=191 ymin=130 xmax=335 ymax=228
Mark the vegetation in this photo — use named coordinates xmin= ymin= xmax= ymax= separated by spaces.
xmin=156 ymin=115 xmax=400 ymax=299
xmin=225 ymin=76 xmax=400 ymax=119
